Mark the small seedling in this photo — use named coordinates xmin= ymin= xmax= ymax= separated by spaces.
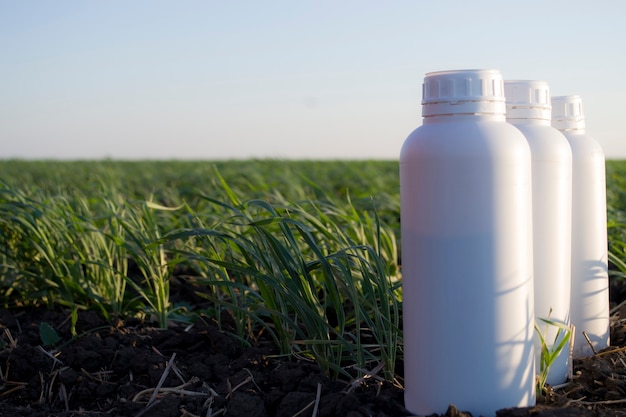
xmin=39 ymin=322 xmax=61 ymax=347
xmin=535 ymin=315 xmax=572 ymax=397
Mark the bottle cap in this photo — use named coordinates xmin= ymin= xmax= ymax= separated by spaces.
xmin=551 ymin=95 xmax=585 ymax=131
xmin=504 ymin=80 xmax=551 ymax=121
xmin=422 ymin=69 xmax=506 ymax=117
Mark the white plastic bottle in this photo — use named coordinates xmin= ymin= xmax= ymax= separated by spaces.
xmin=504 ymin=80 xmax=573 ymax=386
xmin=552 ymin=95 xmax=610 ymax=358
xmin=400 ymin=69 xmax=536 ymax=416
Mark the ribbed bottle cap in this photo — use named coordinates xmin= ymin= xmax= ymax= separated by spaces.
xmin=504 ymin=80 xmax=551 ymax=121
xmin=551 ymin=95 xmax=585 ymax=131
xmin=421 ymin=69 xmax=506 ymax=117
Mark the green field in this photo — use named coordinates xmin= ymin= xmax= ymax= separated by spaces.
xmin=1 ymin=159 xmax=625 ymax=382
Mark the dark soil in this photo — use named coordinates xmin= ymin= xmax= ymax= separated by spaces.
xmin=1 ymin=289 xmax=626 ymax=417
xmin=0 ymin=307 xmax=408 ymax=417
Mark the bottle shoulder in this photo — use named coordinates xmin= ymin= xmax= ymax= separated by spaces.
xmin=562 ymin=132 xmax=605 ymax=159
xmin=401 ymin=119 xmax=529 ymax=161
xmin=512 ymin=124 xmax=572 ymax=159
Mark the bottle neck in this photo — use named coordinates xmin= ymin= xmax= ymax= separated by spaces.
xmin=507 ymin=118 xmax=551 ymax=127
xmin=423 ymin=113 xmax=505 ymax=124
xmin=558 ymin=126 xmax=586 ymax=134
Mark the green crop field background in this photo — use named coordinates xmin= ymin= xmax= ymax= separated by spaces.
xmin=1 ymin=159 xmax=625 ymax=382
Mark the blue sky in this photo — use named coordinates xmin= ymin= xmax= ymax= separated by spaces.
xmin=2 ymin=1 xmax=625 ymax=159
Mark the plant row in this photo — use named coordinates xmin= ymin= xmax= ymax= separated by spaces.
xmin=0 ymin=161 xmax=401 ymax=381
